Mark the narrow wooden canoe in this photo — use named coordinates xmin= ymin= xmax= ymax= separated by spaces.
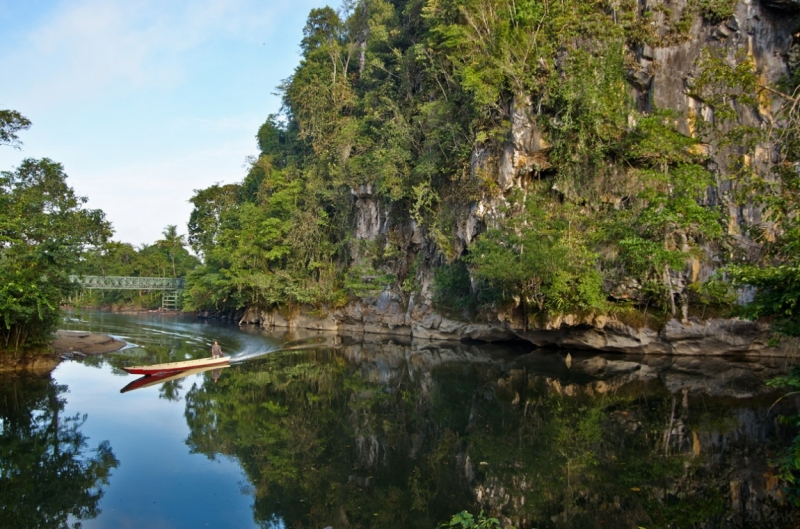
xmin=120 ymin=364 xmax=229 ymax=393
xmin=121 ymin=356 xmax=230 ymax=375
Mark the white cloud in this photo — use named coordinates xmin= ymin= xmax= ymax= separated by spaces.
xmin=3 ymin=0 xmax=286 ymax=109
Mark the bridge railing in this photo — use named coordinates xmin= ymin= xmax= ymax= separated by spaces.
xmin=69 ymin=275 xmax=185 ymax=291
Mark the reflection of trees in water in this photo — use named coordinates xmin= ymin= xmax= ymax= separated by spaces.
xmin=0 ymin=373 xmax=119 ymax=528
xmin=182 ymin=344 xmax=799 ymax=528
xmin=159 ymin=379 xmax=184 ymax=401
xmin=185 ymin=349 xmax=471 ymax=528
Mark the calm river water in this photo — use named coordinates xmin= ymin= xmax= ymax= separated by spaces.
xmin=0 ymin=311 xmax=797 ymax=528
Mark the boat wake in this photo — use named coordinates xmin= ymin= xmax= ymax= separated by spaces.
xmin=230 ymin=337 xmax=335 ymax=364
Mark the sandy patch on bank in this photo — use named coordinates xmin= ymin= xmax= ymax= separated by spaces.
xmin=52 ymin=330 xmax=126 ymax=356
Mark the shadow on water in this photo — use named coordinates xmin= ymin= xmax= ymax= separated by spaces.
xmin=0 ymin=371 xmax=119 ymax=528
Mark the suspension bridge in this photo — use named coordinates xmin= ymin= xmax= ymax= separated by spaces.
xmin=69 ymin=275 xmax=185 ymax=309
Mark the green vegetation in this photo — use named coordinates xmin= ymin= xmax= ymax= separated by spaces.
xmin=695 ymin=0 xmax=737 ymax=24
xmin=767 ymin=367 xmax=800 ymax=505
xmin=0 ymin=110 xmax=31 ymax=150
xmin=441 ymin=510 xmax=505 ymax=529
xmin=77 ymin=225 xmax=199 ymax=310
xmin=0 ymin=153 xmax=112 ymax=353
xmin=468 ymin=190 xmax=606 ymax=319
xmin=182 ymin=0 xmax=790 ymax=329
xmin=432 ymin=259 xmax=476 ymax=316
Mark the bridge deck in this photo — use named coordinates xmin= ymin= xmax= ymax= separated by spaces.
xmin=69 ymin=275 xmax=185 ymax=290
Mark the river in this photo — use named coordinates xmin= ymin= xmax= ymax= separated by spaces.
xmin=0 ymin=311 xmax=796 ymax=528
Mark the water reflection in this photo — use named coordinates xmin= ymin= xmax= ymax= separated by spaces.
xmin=120 ymin=364 xmax=230 ymax=393
xmin=181 ymin=336 xmax=798 ymax=528
xmin=0 ymin=372 xmax=118 ymax=528
xmin=54 ymin=313 xmax=799 ymax=527
xmin=62 ymin=311 xmax=281 ymax=379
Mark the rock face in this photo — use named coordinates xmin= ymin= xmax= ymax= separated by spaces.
xmin=246 ymin=302 xmax=791 ymax=356
xmin=516 ymin=315 xmax=785 ymax=355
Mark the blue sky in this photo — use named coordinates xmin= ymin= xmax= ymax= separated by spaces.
xmin=0 ymin=0 xmax=330 ymax=246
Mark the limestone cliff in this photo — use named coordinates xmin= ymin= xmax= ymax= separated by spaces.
xmin=230 ymin=1 xmax=800 ymax=356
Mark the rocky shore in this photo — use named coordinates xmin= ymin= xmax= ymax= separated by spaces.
xmin=51 ymin=330 xmax=126 ymax=356
xmin=0 ymin=330 xmax=126 ymax=373
xmin=239 ymin=297 xmax=796 ymax=357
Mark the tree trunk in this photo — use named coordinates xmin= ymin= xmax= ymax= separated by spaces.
xmin=664 ymin=264 xmax=676 ymax=316
xmin=358 ymin=1 xmax=369 ymax=77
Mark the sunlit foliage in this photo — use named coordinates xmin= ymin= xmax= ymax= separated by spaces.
xmin=0 ymin=157 xmax=111 ymax=352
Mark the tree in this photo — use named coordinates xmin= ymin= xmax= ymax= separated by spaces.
xmin=188 ymin=184 xmax=239 ymax=258
xmin=156 ymin=225 xmax=187 ymax=278
xmin=468 ymin=192 xmax=606 ymax=324
xmin=300 ymin=6 xmax=343 ymax=55
xmin=0 ymin=158 xmax=111 ymax=353
xmin=0 ymin=110 xmax=31 ymax=149
xmin=615 ymin=112 xmax=724 ymax=316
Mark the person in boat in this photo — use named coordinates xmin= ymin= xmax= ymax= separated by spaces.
xmin=211 ymin=340 xmax=224 ymax=358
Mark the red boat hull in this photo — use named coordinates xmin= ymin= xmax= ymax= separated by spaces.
xmin=122 ymin=356 xmax=230 ymax=375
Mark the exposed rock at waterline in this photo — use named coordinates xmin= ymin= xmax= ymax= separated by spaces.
xmin=244 ymin=301 xmax=789 ymax=356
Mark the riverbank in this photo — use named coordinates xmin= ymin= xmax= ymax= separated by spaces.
xmin=52 ymin=330 xmax=126 ymax=356
xmin=0 ymin=330 xmax=127 ymax=373
xmin=240 ymin=300 xmax=797 ymax=356
xmin=63 ymin=304 xmax=184 ymax=315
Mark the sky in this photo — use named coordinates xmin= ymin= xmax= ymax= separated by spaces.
xmin=0 ymin=0 xmax=330 ymax=247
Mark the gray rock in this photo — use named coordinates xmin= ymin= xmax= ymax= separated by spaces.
xmin=259 ymin=302 xmax=788 ymax=356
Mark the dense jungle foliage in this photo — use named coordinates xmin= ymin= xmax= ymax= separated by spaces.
xmin=183 ymin=0 xmax=800 ymax=332
xmin=0 ymin=118 xmax=112 ymax=352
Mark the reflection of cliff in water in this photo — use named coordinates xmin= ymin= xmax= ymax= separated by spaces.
xmin=184 ymin=334 xmax=799 ymax=528
xmin=340 ymin=339 xmax=798 ymax=527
